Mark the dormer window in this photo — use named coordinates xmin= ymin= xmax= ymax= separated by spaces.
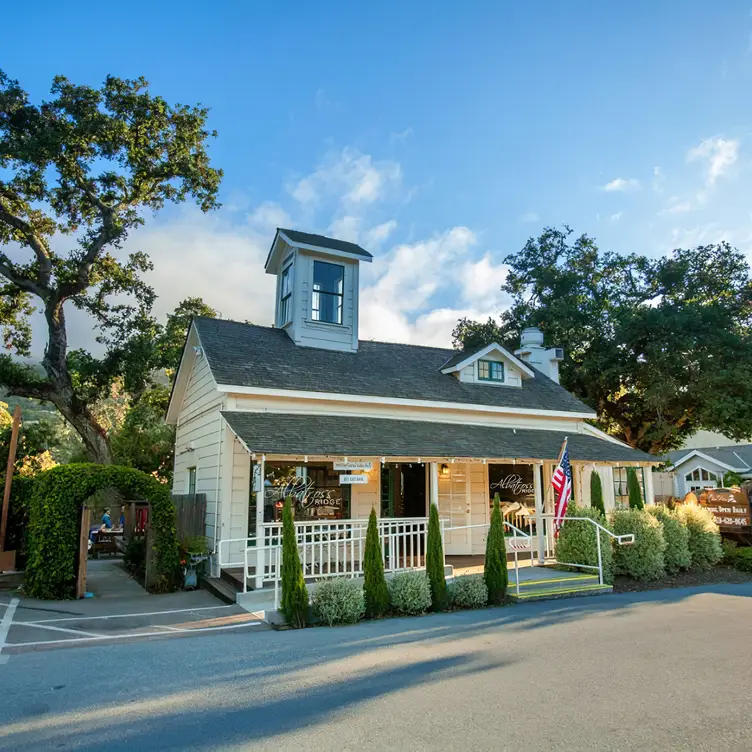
xmin=279 ymin=263 xmax=293 ymax=326
xmin=478 ymin=359 xmax=504 ymax=382
xmin=312 ymin=260 xmax=344 ymax=324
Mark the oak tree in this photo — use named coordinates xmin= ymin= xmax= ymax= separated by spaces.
xmin=0 ymin=71 xmax=222 ymax=462
xmin=454 ymin=227 xmax=752 ymax=455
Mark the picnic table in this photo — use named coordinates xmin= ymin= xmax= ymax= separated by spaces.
xmin=90 ymin=528 xmax=123 ymax=558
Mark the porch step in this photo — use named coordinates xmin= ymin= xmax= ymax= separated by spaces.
xmin=509 ymin=573 xmax=612 ymax=602
xmin=203 ymin=576 xmax=240 ymax=604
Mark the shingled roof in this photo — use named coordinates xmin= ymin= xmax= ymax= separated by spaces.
xmin=277 ymin=228 xmax=372 ymax=259
xmin=222 ymin=411 xmax=654 ymax=462
xmin=193 ymin=317 xmax=595 ymax=415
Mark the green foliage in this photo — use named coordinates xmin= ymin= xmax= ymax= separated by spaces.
xmin=24 ymin=464 xmax=181 ymax=599
xmin=426 ymin=502 xmax=447 ymax=611
xmin=154 ymin=298 xmax=219 ymax=376
xmin=388 ymin=571 xmax=432 ymax=615
xmin=590 ymin=470 xmax=605 ymax=515
xmin=0 ymin=70 xmax=222 ymax=461
xmin=554 ymin=503 xmax=614 ymax=584
xmin=676 ymin=503 xmax=723 ymax=570
xmin=452 ymin=228 xmax=752 ymax=455
xmin=723 ymin=471 xmax=744 ymax=487
xmin=0 ymin=400 xmax=60 ymax=474
xmin=484 ymin=494 xmax=509 ymax=604
xmin=722 ymin=543 xmax=752 ymax=572
xmin=1 ymin=473 xmax=36 ymax=567
xmin=123 ymin=536 xmax=146 ymax=581
xmin=627 ymin=468 xmax=644 ymax=510
xmin=610 ymin=509 xmax=666 ymax=581
xmin=647 ymin=505 xmax=691 ymax=573
xmin=312 ymin=578 xmax=365 ymax=626
xmin=280 ymin=497 xmax=308 ymax=628
xmin=448 ymin=575 xmax=489 ymax=609
xmin=363 ymin=508 xmax=389 ymax=618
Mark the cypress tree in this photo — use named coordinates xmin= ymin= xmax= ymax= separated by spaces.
xmin=280 ymin=496 xmax=308 ymax=628
xmin=484 ymin=494 xmax=508 ymax=605
xmin=363 ymin=507 xmax=389 ymax=618
xmin=426 ymin=502 xmax=447 ymax=611
xmin=590 ymin=470 xmax=605 ymax=516
xmin=627 ymin=468 xmax=644 ymax=510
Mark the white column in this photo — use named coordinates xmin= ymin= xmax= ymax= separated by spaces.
xmin=644 ymin=465 xmax=655 ymax=506
xmin=533 ymin=463 xmax=545 ymax=565
xmin=429 ymin=462 xmax=439 ymax=508
xmin=254 ymin=455 xmax=266 ymax=589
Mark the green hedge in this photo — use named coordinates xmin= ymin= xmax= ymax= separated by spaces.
xmin=723 ymin=543 xmax=752 ymax=573
xmin=611 ymin=509 xmax=666 ymax=581
xmin=1 ymin=474 xmax=36 ymax=569
xmin=312 ymin=578 xmax=365 ymax=625
xmin=647 ymin=505 xmax=691 ymax=573
xmin=554 ymin=504 xmax=614 ymax=584
xmin=24 ymin=464 xmax=181 ymax=599
xmin=676 ymin=503 xmax=723 ymax=570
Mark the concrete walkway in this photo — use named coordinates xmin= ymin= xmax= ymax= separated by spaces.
xmin=0 ymin=559 xmax=268 ymax=655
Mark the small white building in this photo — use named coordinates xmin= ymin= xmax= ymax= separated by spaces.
xmin=166 ymin=229 xmax=656 ymax=589
xmin=663 ymin=445 xmax=752 ymax=498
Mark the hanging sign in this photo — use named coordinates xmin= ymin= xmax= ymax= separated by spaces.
xmin=339 ymin=474 xmax=369 ymax=485
xmin=507 ymin=537 xmax=532 ymax=552
xmin=333 ymin=461 xmax=373 ymax=471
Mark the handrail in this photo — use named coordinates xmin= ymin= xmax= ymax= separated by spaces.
xmin=539 ymin=513 xmax=634 ymax=585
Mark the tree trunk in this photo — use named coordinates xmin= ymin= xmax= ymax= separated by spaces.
xmin=42 ymin=299 xmax=114 ymax=464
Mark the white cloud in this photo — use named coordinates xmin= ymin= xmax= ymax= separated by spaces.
xmin=652 ymin=166 xmax=665 ymax=193
xmin=687 ymin=136 xmax=739 ymax=185
xmin=248 ymin=201 xmax=292 ymax=232
xmin=364 ymin=220 xmax=398 ymax=246
xmin=660 ymin=196 xmax=693 ymax=215
xmin=602 ymin=177 xmax=641 ymax=192
xmin=518 ymin=211 xmax=540 ymax=223
xmin=610 ymin=212 xmax=623 ymax=222
xmin=389 ymin=128 xmax=413 ymax=145
xmin=289 ymin=147 xmax=402 ymax=207
xmin=328 ymin=216 xmax=360 ymax=243
xmin=458 ymin=253 xmax=509 ymax=308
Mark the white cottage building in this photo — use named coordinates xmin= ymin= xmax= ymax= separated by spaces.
xmin=166 ymin=229 xmax=656 ymax=595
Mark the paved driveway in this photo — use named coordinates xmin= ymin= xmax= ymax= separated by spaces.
xmin=1 ymin=583 xmax=752 ymax=750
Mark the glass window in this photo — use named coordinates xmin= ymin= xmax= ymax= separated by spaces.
xmin=279 ymin=263 xmax=293 ymax=325
xmin=613 ymin=466 xmax=645 ymax=509
xmin=187 ymin=467 xmax=197 ymax=496
xmin=478 ymin=359 xmax=504 ymax=382
xmin=685 ymin=468 xmax=717 ymax=483
xmin=312 ymin=261 xmax=344 ymax=324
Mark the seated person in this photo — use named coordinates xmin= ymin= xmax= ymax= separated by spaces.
xmin=100 ymin=508 xmax=113 ymax=530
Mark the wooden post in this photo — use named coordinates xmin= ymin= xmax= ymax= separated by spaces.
xmin=76 ymin=506 xmax=91 ymax=598
xmin=0 ymin=405 xmax=22 ymax=570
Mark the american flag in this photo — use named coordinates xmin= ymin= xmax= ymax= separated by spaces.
xmin=551 ymin=439 xmax=572 ymax=534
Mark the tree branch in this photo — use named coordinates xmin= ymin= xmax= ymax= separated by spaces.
xmin=0 ymin=257 xmax=46 ymax=299
xmin=0 ymin=201 xmax=53 ymax=288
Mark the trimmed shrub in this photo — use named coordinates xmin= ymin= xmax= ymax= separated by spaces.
xmin=426 ymin=502 xmax=447 ymax=611
xmin=676 ymin=503 xmax=723 ymax=570
xmin=627 ymin=468 xmax=644 ymax=510
xmin=312 ymin=578 xmax=365 ymax=626
xmin=610 ymin=509 xmax=666 ymax=581
xmin=484 ymin=494 xmax=508 ymax=604
xmin=280 ymin=497 xmax=308 ymax=628
xmin=363 ymin=508 xmax=389 ymax=618
xmin=554 ymin=503 xmax=614 ymax=584
xmin=449 ymin=575 xmax=488 ymax=609
xmin=590 ymin=470 xmax=605 ymax=516
xmin=647 ymin=506 xmax=691 ymax=573
xmin=1 ymin=474 xmax=36 ymax=569
xmin=25 ymin=464 xmax=181 ymax=600
xmin=723 ymin=544 xmax=752 ymax=573
xmin=388 ymin=570 xmax=432 ymax=615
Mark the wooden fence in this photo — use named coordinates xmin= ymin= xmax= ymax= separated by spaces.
xmin=172 ymin=493 xmax=207 ymax=543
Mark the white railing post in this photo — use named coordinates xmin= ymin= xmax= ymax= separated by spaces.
xmin=274 ymin=544 xmax=280 ymax=610
xmin=596 ymin=526 xmax=603 ymax=585
xmin=533 ymin=463 xmax=546 ymax=565
xmin=243 ymin=546 xmax=248 ymax=593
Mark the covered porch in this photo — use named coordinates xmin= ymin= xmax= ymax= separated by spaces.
xmin=215 ymin=411 xmax=654 ymax=594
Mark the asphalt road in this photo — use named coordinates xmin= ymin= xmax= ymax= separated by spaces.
xmin=2 ymin=584 xmax=752 ymax=751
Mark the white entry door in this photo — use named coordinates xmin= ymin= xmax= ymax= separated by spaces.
xmin=439 ymin=464 xmax=472 ymax=555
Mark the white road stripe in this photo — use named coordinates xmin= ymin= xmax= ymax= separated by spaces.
xmin=23 ymin=604 xmax=235 ymax=624
xmin=7 ymin=620 xmax=262 ymax=648
xmin=22 ymin=623 xmax=103 ymax=638
xmin=0 ymin=597 xmax=19 ymax=664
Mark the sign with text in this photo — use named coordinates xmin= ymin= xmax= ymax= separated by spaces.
xmin=333 ymin=461 xmax=373 ymax=471
xmin=340 ymin=474 xmax=369 ymax=485
xmin=489 ymin=464 xmax=535 ymax=507
xmin=697 ymin=488 xmax=751 ymax=529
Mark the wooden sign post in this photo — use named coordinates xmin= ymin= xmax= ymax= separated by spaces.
xmin=76 ymin=506 xmax=91 ymax=599
xmin=0 ymin=404 xmax=21 ymax=572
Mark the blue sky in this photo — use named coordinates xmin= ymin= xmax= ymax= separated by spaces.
xmin=5 ymin=1 xmax=752 ymax=348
